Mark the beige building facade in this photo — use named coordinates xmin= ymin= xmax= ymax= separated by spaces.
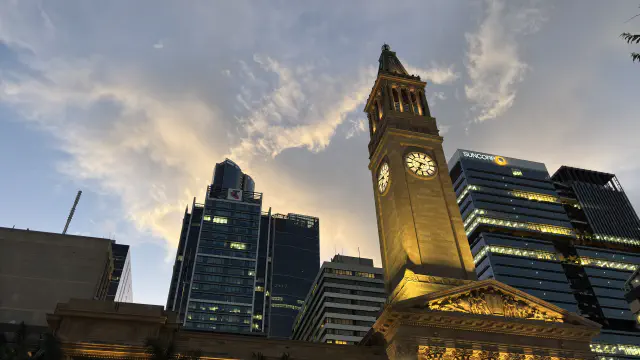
xmin=0 ymin=227 xmax=112 ymax=328
xmin=47 ymin=299 xmax=387 ymax=360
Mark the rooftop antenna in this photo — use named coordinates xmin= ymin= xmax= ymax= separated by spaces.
xmin=62 ymin=190 xmax=82 ymax=235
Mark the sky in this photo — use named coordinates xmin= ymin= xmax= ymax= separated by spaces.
xmin=1 ymin=1 xmax=639 ymax=306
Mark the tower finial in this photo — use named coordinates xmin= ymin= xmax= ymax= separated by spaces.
xmin=382 ymin=43 xmax=390 ymax=51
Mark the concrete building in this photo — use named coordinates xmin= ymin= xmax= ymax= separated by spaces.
xmin=291 ymin=255 xmax=385 ymax=344
xmin=0 ymin=227 xmax=113 ymax=330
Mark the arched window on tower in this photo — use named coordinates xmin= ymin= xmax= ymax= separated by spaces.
xmin=368 ymin=112 xmax=376 ymax=134
xmin=401 ymin=89 xmax=411 ymax=113
xmin=410 ymin=92 xmax=422 ymax=115
xmin=392 ymin=88 xmax=401 ymax=111
xmin=420 ymin=91 xmax=429 ymax=116
xmin=375 ymin=100 xmax=383 ymax=120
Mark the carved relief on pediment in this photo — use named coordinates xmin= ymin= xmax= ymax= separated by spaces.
xmin=418 ymin=346 xmax=447 ymax=359
xmin=427 ymin=287 xmax=563 ymax=323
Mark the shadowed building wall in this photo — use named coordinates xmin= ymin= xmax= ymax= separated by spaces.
xmin=0 ymin=227 xmax=112 ymax=329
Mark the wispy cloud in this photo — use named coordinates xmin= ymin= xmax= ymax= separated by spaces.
xmin=227 ymin=55 xmax=376 ymax=163
xmin=464 ymin=0 xmax=547 ymax=122
xmin=153 ymin=40 xmax=164 ymax=49
xmin=406 ymin=63 xmax=460 ymax=85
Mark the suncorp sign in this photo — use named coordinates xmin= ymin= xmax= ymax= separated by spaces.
xmin=462 ymin=151 xmax=508 ymax=166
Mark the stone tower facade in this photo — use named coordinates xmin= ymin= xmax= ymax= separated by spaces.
xmin=362 ymin=45 xmax=601 ymax=360
xmin=366 ymin=44 xmax=476 ymax=301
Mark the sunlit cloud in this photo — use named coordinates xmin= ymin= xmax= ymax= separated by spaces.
xmin=464 ymin=0 xmax=547 ymax=122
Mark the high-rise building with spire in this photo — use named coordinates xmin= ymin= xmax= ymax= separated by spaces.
xmin=166 ymin=159 xmax=263 ymax=333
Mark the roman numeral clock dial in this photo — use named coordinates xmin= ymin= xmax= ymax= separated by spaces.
xmin=405 ymin=152 xmax=437 ymax=178
xmin=377 ymin=162 xmax=390 ymax=194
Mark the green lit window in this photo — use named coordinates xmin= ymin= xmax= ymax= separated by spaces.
xmin=203 ymin=215 xmax=211 ymax=221
xmin=255 ymin=286 xmax=264 ymax=292
xmin=511 ymin=169 xmax=523 ymax=176
xmin=213 ymin=216 xmax=228 ymax=224
xmin=229 ymin=242 xmax=247 ymax=250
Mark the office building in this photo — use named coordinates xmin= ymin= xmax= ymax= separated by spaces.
xmin=552 ymin=166 xmax=640 ymax=354
xmin=260 ymin=211 xmax=320 ymax=338
xmin=106 ymin=242 xmax=133 ymax=302
xmin=0 ymin=227 xmax=113 ymax=330
xmin=166 ymin=159 xmax=263 ymax=333
xmin=291 ymin=255 xmax=385 ymax=344
xmin=448 ymin=150 xmax=579 ymax=313
xmin=449 ymin=150 xmax=640 ymax=357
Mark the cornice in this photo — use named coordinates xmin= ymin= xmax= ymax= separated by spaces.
xmin=374 ymin=309 xmax=599 ymax=342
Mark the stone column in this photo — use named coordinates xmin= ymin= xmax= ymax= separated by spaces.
xmin=407 ymin=88 xmax=416 ymax=114
xmin=382 ymin=83 xmax=392 ymax=112
xmin=420 ymin=90 xmax=431 ymax=117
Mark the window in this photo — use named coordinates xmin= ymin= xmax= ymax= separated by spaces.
xmin=335 ymin=340 xmax=348 ymax=345
xmin=255 ymin=286 xmax=264 ymax=292
xmin=213 ymin=216 xmax=228 ymax=224
xmin=332 ymin=269 xmax=353 ymax=276
xmin=229 ymin=242 xmax=247 ymax=250
xmin=355 ymin=271 xmax=375 ymax=278
xmin=253 ymin=314 xmax=263 ymax=320
xmin=203 ymin=215 xmax=212 ymax=221
xmin=511 ymin=169 xmax=523 ymax=176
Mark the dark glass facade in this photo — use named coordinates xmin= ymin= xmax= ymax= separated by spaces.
xmin=262 ymin=212 xmax=320 ymax=338
xmin=552 ymin=166 xmax=640 ymax=356
xmin=106 ymin=242 xmax=132 ymax=302
xmin=449 ymin=149 xmax=579 ymax=313
xmin=449 ymin=150 xmax=640 ymax=358
xmin=166 ymin=160 xmax=263 ymax=334
xmin=213 ymin=159 xmax=255 ymax=193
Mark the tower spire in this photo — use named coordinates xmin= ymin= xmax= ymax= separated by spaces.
xmin=378 ymin=43 xmax=409 ymax=76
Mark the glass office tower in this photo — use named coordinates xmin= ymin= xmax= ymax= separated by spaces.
xmin=449 ymin=150 xmax=640 ymax=359
xmin=449 ymin=149 xmax=579 ymax=313
xmin=106 ymin=242 xmax=133 ymax=302
xmin=553 ymin=166 xmax=640 ymax=356
xmin=259 ymin=212 xmax=320 ymax=338
xmin=166 ymin=159 xmax=263 ymax=333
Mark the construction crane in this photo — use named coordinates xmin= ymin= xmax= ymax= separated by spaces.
xmin=62 ymin=190 xmax=82 ymax=235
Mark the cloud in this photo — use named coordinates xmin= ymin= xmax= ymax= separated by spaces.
xmin=464 ymin=0 xmax=547 ymax=122
xmin=226 ymin=55 xmax=376 ymax=163
xmin=345 ymin=118 xmax=367 ymax=139
xmin=406 ymin=63 xmax=460 ymax=85
xmin=153 ymin=40 xmax=164 ymax=49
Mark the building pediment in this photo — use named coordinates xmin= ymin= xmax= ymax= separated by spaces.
xmin=400 ymin=279 xmax=598 ymax=327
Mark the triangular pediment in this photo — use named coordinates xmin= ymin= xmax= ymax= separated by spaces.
xmin=400 ymin=279 xmax=599 ymax=327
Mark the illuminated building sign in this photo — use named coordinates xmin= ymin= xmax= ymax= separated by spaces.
xmin=462 ymin=151 xmax=508 ymax=166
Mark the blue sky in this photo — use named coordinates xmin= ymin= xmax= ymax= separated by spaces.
xmin=1 ymin=1 xmax=639 ymax=305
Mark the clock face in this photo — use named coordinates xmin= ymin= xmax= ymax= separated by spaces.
xmin=405 ymin=152 xmax=437 ymax=177
xmin=378 ymin=162 xmax=390 ymax=194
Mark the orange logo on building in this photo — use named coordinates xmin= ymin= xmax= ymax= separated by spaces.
xmin=494 ymin=156 xmax=507 ymax=166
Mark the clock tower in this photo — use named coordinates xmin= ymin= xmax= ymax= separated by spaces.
xmin=366 ymin=44 xmax=476 ymax=302
xmin=361 ymin=45 xmax=599 ymax=360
